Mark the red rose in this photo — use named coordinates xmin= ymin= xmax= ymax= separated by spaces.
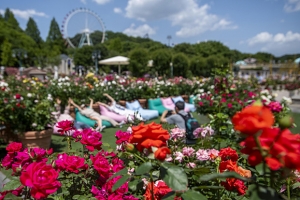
xmin=56 ymin=120 xmax=74 ymax=135
xmin=154 ymin=147 xmax=171 ymax=161
xmin=15 ymin=93 xmax=21 ymax=99
xmin=55 ymin=153 xmax=88 ymax=173
xmin=6 ymin=142 xmax=22 ymax=154
xmin=240 ymin=128 xmax=300 ymax=170
xmin=129 ymin=122 xmax=170 ymax=152
xmin=20 ymin=162 xmax=61 ymax=200
xmin=91 ymin=152 xmax=110 ymax=178
xmin=232 ymin=105 xmax=274 ymax=135
xmin=80 ymin=128 xmax=102 ymax=151
xmin=218 ymin=147 xmax=239 ymax=162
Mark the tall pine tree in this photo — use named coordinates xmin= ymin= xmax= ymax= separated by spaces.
xmin=4 ymin=8 xmax=22 ymax=31
xmin=25 ymin=17 xmax=43 ymax=47
xmin=46 ymin=17 xmax=65 ymax=54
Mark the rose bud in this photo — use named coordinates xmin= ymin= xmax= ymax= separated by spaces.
xmin=278 ymin=115 xmax=293 ymax=129
xmin=125 ymin=143 xmax=135 ymax=152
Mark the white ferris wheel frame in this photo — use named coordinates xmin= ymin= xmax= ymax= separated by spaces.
xmin=62 ymin=8 xmax=106 ymax=48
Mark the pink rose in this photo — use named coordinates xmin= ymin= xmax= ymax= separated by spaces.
xmin=80 ymin=128 xmax=102 ymax=151
xmin=1 ymin=154 xmax=14 ymax=169
xmin=55 ymin=153 xmax=87 ymax=173
xmin=6 ymin=142 xmax=22 ymax=154
xmin=12 ymin=151 xmax=31 ymax=173
xmin=91 ymin=153 xmax=110 ymax=178
xmin=20 ymin=162 xmax=61 ymax=199
xmin=182 ymin=147 xmax=195 ymax=157
xmin=115 ymin=130 xmax=130 ymax=144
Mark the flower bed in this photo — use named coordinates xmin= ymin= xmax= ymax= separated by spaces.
xmin=1 ymin=95 xmax=300 ymax=199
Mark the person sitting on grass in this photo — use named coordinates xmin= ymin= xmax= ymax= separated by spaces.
xmin=97 ymin=93 xmax=144 ymax=122
xmin=160 ymin=101 xmax=187 ymax=130
xmin=69 ymin=98 xmax=125 ymax=132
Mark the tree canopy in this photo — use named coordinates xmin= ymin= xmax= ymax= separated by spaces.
xmin=0 ymin=7 xmax=298 ymax=77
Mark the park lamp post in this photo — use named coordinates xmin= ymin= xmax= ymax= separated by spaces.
xmin=170 ymin=62 xmax=173 ymax=78
xmin=92 ymin=50 xmax=101 ymax=75
xmin=12 ymin=49 xmax=27 ymax=76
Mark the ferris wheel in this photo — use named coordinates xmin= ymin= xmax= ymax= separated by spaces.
xmin=61 ymin=8 xmax=106 ymax=48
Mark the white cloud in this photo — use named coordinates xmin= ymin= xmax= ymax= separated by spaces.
xmin=246 ymin=31 xmax=300 ymax=55
xmin=123 ymin=23 xmax=156 ymax=37
xmin=80 ymin=0 xmax=87 ymax=4
xmin=248 ymin=32 xmax=273 ymax=45
xmin=125 ymin=0 xmax=237 ymax=37
xmin=114 ymin=8 xmax=122 ymax=14
xmin=248 ymin=31 xmax=300 ymax=46
xmin=284 ymin=0 xmax=300 ymax=12
xmin=92 ymin=0 xmax=111 ymax=5
xmin=3 ymin=9 xmax=49 ymax=20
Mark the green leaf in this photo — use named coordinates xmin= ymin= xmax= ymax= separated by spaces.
xmin=2 ymin=179 xmax=22 ymax=191
xmin=162 ymin=191 xmax=176 ymax=200
xmin=1 ymin=193 xmax=22 ymax=199
xmin=255 ymin=163 xmax=270 ymax=175
xmin=160 ymin=162 xmax=188 ymax=191
xmin=249 ymin=185 xmax=282 ymax=200
xmin=112 ymin=174 xmax=130 ymax=192
xmin=107 ymin=168 xmax=128 ymax=181
xmin=199 ymin=172 xmax=249 ymax=182
xmin=128 ymin=179 xmax=144 ymax=192
xmin=193 ymin=167 xmax=211 ymax=176
xmin=194 ymin=185 xmax=224 ymax=190
xmin=128 ymin=179 xmax=139 ymax=191
xmin=182 ymin=190 xmax=208 ymax=200
xmin=72 ymin=195 xmax=80 ymax=199
xmin=135 ymin=162 xmax=152 ymax=175
xmin=292 ymin=182 xmax=300 ymax=189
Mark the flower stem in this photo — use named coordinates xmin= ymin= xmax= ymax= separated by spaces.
xmin=287 ymin=178 xmax=291 ymax=200
xmin=150 ymin=171 xmax=155 ymax=200
xmin=67 ymin=136 xmax=72 ymax=151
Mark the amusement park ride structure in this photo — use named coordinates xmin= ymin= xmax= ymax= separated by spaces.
xmin=61 ymin=8 xmax=106 ymax=48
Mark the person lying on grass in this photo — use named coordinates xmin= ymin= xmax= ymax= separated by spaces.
xmin=69 ymin=98 xmax=125 ymax=131
xmin=97 ymin=93 xmax=144 ymax=122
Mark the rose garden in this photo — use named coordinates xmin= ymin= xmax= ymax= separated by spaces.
xmin=1 ymin=71 xmax=300 ymax=200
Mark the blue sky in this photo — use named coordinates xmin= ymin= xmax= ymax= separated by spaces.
xmin=1 ymin=0 xmax=300 ymax=57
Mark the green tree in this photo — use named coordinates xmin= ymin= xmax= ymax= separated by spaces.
xmin=0 ymin=18 xmax=37 ymax=67
xmin=4 ymin=8 xmax=22 ymax=31
xmin=190 ymin=56 xmax=207 ymax=77
xmin=174 ymin=43 xmax=197 ymax=56
xmin=172 ymin=53 xmax=189 ymax=77
xmin=73 ymin=46 xmax=94 ymax=68
xmin=128 ymin=48 xmax=149 ymax=77
xmin=108 ymin=38 xmax=123 ymax=53
xmin=194 ymin=41 xmax=231 ymax=58
xmin=253 ymin=52 xmax=274 ymax=64
xmin=121 ymin=41 xmax=139 ymax=54
xmin=46 ymin=17 xmax=65 ymax=54
xmin=0 ymin=39 xmax=14 ymax=66
xmin=25 ymin=17 xmax=44 ymax=47
xmin=151 ymin=49 xmax=172 ymax=76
